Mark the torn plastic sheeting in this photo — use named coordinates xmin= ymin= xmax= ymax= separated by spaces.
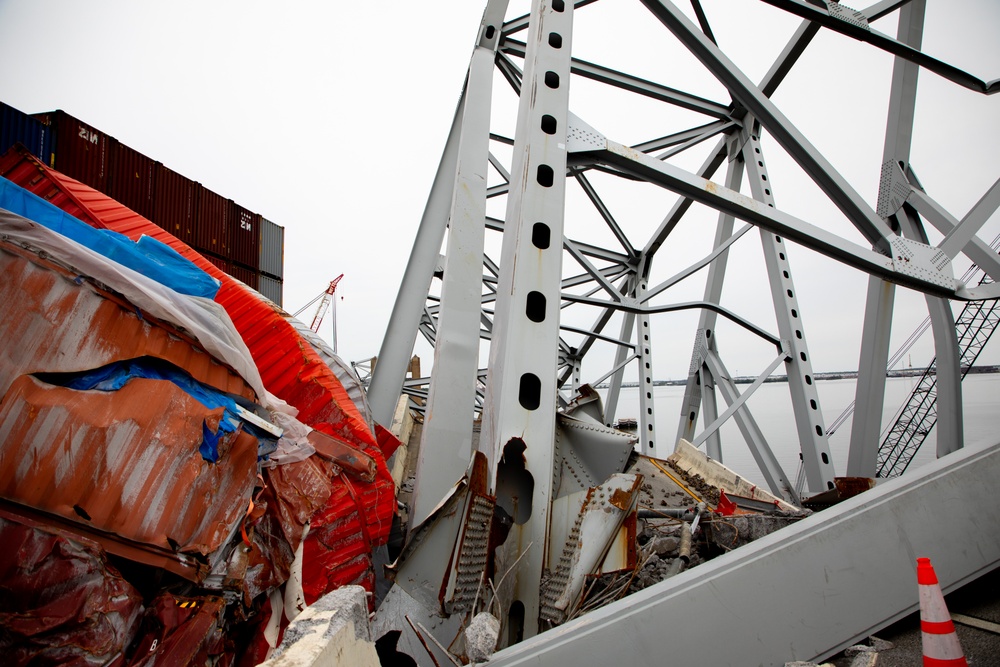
xmin=0 ymin=208 xmax=268 ymax=403
xmin=0 ymin=176 xmax=220 ymax=299
xmin=35 ymin=357 xmax=279 ymax=463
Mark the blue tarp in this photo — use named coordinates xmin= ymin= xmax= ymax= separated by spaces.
xmin=0 ymin=176 xmax=220 ymax=299
xmin=37 ymin=358 xmax=279 ymax=463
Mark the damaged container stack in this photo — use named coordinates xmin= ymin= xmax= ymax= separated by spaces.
xmin=0 ymin=102 xmax=284 ymax=305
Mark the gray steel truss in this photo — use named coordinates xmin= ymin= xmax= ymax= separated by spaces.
xmin=369 ymin=0 xmax=999 ymax=651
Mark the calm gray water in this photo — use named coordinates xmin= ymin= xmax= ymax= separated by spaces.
xmin=601 ymin=373 xmax=1000 ymax=491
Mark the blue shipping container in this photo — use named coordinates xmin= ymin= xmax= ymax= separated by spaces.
xmin=1 ymin=102 xmax=53 ymax=164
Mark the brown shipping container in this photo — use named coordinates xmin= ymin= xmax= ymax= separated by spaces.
xmin=34 ymin=110 xmax=110 ymax=193
xmin=229 ymin=263 xmax=260 ymax=291
xmin=229 ymin=201 xmax=260 ymax=270
xmin=108 ymin=139 xmax=156 ymax=219
xmin=201 ymin=253 xmax=230 ymax=275
xmin=153 ymin=165 xmax=196 ymax=244
xmin=259 ymin=217 xmax=284 ymax=279
xmin=259 ymin=274 xmax=283 ymax=306
xmin=194 ymin=185 xmax=229 ymax=258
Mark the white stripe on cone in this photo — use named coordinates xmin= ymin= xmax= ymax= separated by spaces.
xmin=917 ymin=557 xmax=967 ymax=667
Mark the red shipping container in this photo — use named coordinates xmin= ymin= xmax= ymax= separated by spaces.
xmin=153 ymin=164 xmax=196 ymax=244
xmin=229 ymin=263 xmax=260 ymax=291
xmin=108 ymin=139 xmax=156 ymax=219
xmin=194 ymin=185 xmax=229 ymax=258
xmin=33 ymin=110 xmax=110 ymax=193
xmin=229 ymin=201 xmax=260 ymax=270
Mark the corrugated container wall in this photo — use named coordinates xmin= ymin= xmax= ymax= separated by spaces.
xmin=153 ymin=165 xmax=196 ymax=244
xmin=229 ymin=263 xmax=260 ymax=291
xmin=194 ymin=185 xmax=229 ymax=258
xmin=259 ymin=218 xmax=284 ymax=279
xmin=34 ymin=110 xmax=110 ymax=193
xmin=1 ymin=103 xmax=52 ymax=163
xmin=259 ymin=275 xmax=283 ymax=306
xmin=108 ymin=140 xmax=156 ymax=220
xmin=229 ymin=201 xmax=260 ymax=270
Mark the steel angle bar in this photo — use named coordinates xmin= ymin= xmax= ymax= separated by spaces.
xmin=630 ymin=120 xmax=735 ymax=155
xmin=571 ymin=169 xmax=636 ymax=257
xmin=560 ymin=238 xmax=632 ymax=265
xmin=692 ymin=351 xmax=787 ymax=449
xmin=759 ymin=0 xmax=999 ymax=95
xmin=558 ymin=324 xmax=632 ymax=349
xmin=861 ymin=0 xmax=913 ymax=22
xmin=639 ymin=0 xmax=895 ymax=249
xmin=500 ymin=38 xmax=733 ymax=119
xmin=703 ymin=350 xmax=800 ymax=503
xmin=758 ymin=20 xmax=820 ymax=98
xmin=652 ymin=121 xmax=737 ymax=161
xmin=642 ymin=222 xmax=753 ymax=302
xmin=564 ymin=239 xmax=626 ymax=301
xmin=560 ymin=264 xmax=631 ymax=292
xmin=938 ymin=177 xmax=1000 ymax=261
xmin=559 ymin=294 xmax=781 ymax=346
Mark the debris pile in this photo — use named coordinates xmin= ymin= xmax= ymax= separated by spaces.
xmin=0 ymin=155 xmax=396 ymax=665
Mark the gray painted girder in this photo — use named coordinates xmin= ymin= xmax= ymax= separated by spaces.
xmin=409 ymin=1 xmax=508 ymax=526
xmin=848 ymin=0 xmax=924 ymax=477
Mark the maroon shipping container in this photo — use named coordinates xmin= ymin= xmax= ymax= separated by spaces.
xmin=229 ymin=201 xmax=260 ymax=270
xmin=108 ymin=139 xmax=156 ymax=219
xmin=194 ymin=185 xmax=229 ymax=258
xmin=201 ymin=253 xmax=230 ymax=275
xmin=33 ymin=110 xmax=110 ymax=193
xmin=229 ymin=263 xmax=260 ymax=291
xmin=153 ymin=164 xmax=196 ymax=244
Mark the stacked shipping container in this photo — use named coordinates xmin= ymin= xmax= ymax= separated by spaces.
xmin=0 ymin=103 xmax=284 ymax=305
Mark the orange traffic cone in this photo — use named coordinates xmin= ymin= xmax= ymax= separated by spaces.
xmin=917 ymin=557 xmax=968 ymax=667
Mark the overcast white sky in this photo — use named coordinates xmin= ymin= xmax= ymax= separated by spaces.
xmin=0 ymin=0 xmax=997 ymax=384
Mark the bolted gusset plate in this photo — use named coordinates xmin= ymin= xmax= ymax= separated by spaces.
xmin=554 ymin=413 xmax=638 ymax=499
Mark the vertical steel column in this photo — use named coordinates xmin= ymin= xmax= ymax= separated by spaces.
xmin=636 ymin=258 xmax=659 ymax=457
xmin=848 ymin=0 xmax=924 ymax=476
xmin=676 ymin=149 xmax=744 ymax=461
xmin=743 ymin=132 xmax=835 ymax=492
xmin=478 ymin=0 xmax=573 ymax=640
xmin=409 ymin=2 xmax=508 ymax=526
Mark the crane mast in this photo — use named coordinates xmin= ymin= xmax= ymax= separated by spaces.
xmin=310 ymin=274 xmax=344 ymax=352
